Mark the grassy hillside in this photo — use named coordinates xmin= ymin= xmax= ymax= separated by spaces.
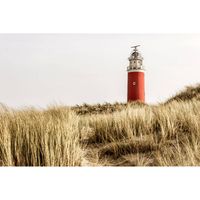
xmin=165 ymin=83 xmax=200 ymax=103
xmin=0 ymin=84 xmax=200 ymax=166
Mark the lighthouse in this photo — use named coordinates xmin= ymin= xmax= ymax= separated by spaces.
xmin=127 ymin=45 xmax=145 ymax=102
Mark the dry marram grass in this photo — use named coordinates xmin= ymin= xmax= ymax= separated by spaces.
xmin=0 ymin=106 xmax=82 ymax=166
xmin=0 ymin=84 xmax=200 ymax=166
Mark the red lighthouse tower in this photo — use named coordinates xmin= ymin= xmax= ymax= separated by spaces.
xmin=127 ymin=45 xmax=145 ymax=102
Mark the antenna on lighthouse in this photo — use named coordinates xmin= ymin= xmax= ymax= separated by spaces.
xmin=131 ymin=45 xmax=140 ymax=52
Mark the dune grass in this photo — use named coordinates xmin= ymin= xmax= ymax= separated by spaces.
xmin=0 ymin=106 xmax=82 ymax=166
xmin=80 ymin=100 xmax=200 ymax=166
xmin=0 ymin=84 xmax=200 ymax=166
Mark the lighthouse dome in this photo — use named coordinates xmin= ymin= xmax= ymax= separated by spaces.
xmin=129 ymin=51 xmax=143 ymax=61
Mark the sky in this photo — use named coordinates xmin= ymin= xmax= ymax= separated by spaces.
xmin=0 ymin=34 xmax=200 ymax=108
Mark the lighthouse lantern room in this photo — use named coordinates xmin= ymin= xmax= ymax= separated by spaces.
xmin=127 ymin=45 xmax=145 ymax=102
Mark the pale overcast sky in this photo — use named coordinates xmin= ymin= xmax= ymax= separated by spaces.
xmin=0 ymin=34 xmax=200 ymax=108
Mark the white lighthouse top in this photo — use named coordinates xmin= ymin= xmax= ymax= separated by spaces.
xmin=127 ymin=45 xmax=144 ymax=72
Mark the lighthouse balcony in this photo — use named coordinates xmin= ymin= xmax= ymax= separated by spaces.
xmin=127 ymin=66 xmax=144 ymax=71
